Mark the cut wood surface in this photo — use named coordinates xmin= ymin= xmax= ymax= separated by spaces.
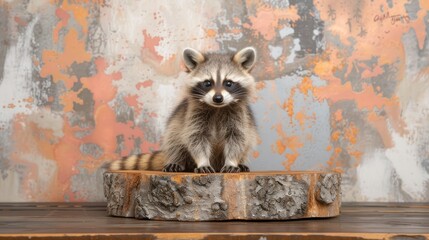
xmin=103 ymin=170 xmax=341 ymax=221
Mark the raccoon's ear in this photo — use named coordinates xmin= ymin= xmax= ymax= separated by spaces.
xmin=183 ymin=48 xmax=205 ymax=71
xmin=233 ymin=47 xmax=257 ymax=72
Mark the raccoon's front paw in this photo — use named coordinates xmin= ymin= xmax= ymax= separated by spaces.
xmin=194 ymin=166 xmax=215 ymax=173
xmin=163 ymin=163 xmax=185 ymax=172
xmin=238 ymin=164 xmax=250 ymax=172
xmin=220 ymin=165 xmax=241 ymax=173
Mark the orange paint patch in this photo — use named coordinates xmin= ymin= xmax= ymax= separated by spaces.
xmin=85 ymin=105 xmax=130 ymax=155
xmin=41 ymin=29 xmax=91 ymax=89
xmin=331 ymin=130 xmax=340 ymax=141
xmin=334 ymin=110 xmax=343 ymax=121
xmin=206 ymin=29 xmax=217 ymax=37
xmin=295 ymin=111 xmax=306 ymax=128
xmin=276 ymin=140 xmax=286 ymax=154
xmin=264 ymin=65 xmax=275 ymax=75
xmin=52 ymin=0 xmax=90 ymax=35
xmin=9 ymin=110 xmax=121 ymax=201
xmin=233 ymin=17 xmax=241 ymax=24
xmin=246 ymin=5 xmax=299 ymax=40
xmin=83 ymin=104 xmax=159 ymax=160
xmin=384 ymin=97 xmax=407 ymax=135
xmin=142 ymin=30 xmax=163 ymax=63
xmin=9 ymin=115 xmax=54 ymax=200
xmin=285 ymin=96 xmax=294 ymax=118
xmin=298 ymin=76 xmax=314 ymax=96
xmin=334 ymin=147 xmax=342 ymax=154
xmin=33 ymin=131 xmax=57 ymax=161
xmin=81 ymin=58 xmax=122 ymax=108
xmin=344 ymin=123 xmax=358 ymax=144
xmin=51 ymin=0 xmax=105 ymax=4
xmin=327 ymin=146 xmax=344 ymax=170
xmin=59 ymin=90 xmax=82 ymax=112
xmin=314 ymin=80 xmax=388 ymax=110
xmin=136 ymin=80 xmax=153 ymax=90
xmin=123 ymin=94 xmax=142 ymax=117
xmin=278 ymin=76 xmax=318 ymax=132
xmin=282 ymin=89 xmax=295 ymax=120
xmin=283 ymin=153 xmax=299 ymax=171
xmin=361 ymin=65 xmax=384 ymax=79
xmin=255 ymin=81 xmax=266 ymax=90
xmin=314 ymin=0 xmax=427 ymax=64
xmin=22 ymin=97 xmax=34 ymax=103
xmin=14 ymin=16 xmax=28 ymax=26
xmin=65 ymin=2 xmax=89 ymax=34
xmin=311 ymin=50 xmax=342 ymax=77
xmin=273 ymin=123 xmax=304 ymax=170
xmin=123 ymin=95 xmax=138 ymax=108
xmin=54 ymin=120 xmax=83 ymax=186
xmin=53 ymin=8 xmax=70 ymax=43
xmin=252 ymin=151 xmax=260 ymax=158
xmin=286 ymin=135 xmax=304 ymax=152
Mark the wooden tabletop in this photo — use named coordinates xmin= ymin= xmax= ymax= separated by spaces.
xmin=0 ymin=203 xmax=428 ymax=239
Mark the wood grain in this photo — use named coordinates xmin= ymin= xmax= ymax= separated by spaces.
xmin=0 ymin=203 xmax=428 ymax=239
xmin=103 ymin=170 xmax=342 ymax=221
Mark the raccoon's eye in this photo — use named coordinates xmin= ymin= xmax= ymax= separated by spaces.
xmin=202 ymin=80 xmax=212 ymax=88
xmin=224 ymin=80 xmax=235 ymax=88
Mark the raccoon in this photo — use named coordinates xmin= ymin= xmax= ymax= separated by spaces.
xmin=109 ymin=47 xmax=258 ymax=173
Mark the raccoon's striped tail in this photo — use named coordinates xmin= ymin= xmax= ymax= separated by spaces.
xmin=107 ymin=151 xmax=166 ymax=171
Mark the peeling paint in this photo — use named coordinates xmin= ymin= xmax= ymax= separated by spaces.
xmin=0 ymin=0 xmax=428 ymax=202
xmin=0 ymin=16 xmax=39 ymax=122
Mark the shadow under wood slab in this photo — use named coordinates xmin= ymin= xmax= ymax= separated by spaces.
xmin=103 ymin=171 xmax=341 ymax=221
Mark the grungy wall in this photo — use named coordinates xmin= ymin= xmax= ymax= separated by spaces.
xmin=0 ymin=0 xmax=428 ymax=202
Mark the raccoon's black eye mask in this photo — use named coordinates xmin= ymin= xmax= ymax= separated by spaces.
xmin=226 ymin=81 xmax=247 ymax=100
xmin=224 ymin=80 xmax=235 ymax=88
xmin=191 ymin=79 xmax=213 ymax=98
xmin=201 ymin=79 xmax=213 ymax=89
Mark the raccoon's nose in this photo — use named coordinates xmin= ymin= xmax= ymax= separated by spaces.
xmin=213 ymin=94 xmax=223 ymax=103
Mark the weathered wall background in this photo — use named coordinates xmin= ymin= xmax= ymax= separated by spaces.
xmin=0 ymin=0 xmax=428 ymax=202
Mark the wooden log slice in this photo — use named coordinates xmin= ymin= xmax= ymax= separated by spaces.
xmin=103 ymin=171 xmax=341 ymax=221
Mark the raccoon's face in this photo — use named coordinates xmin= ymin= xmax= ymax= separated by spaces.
xmin=183 ymin=47 xmax=257 ymax=108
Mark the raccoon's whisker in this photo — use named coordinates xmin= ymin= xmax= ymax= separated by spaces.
xmin=231 ymin=90 xmax=248 ymax=97
xmin=232 ymin=91 xmax=246 ymax=95
xmin=191 ymin=94 xmax=205 ymax=99
xmin=191 ymin=89 xmax=207 ymax=96
xmin=190 ymin=90 xmax=206 ymax=98
xmin=234 ymin=88 xmax=248 ymax=93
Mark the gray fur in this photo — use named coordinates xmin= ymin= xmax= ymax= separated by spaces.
xmin=162 ymin=47 xmax=258 ymax=173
